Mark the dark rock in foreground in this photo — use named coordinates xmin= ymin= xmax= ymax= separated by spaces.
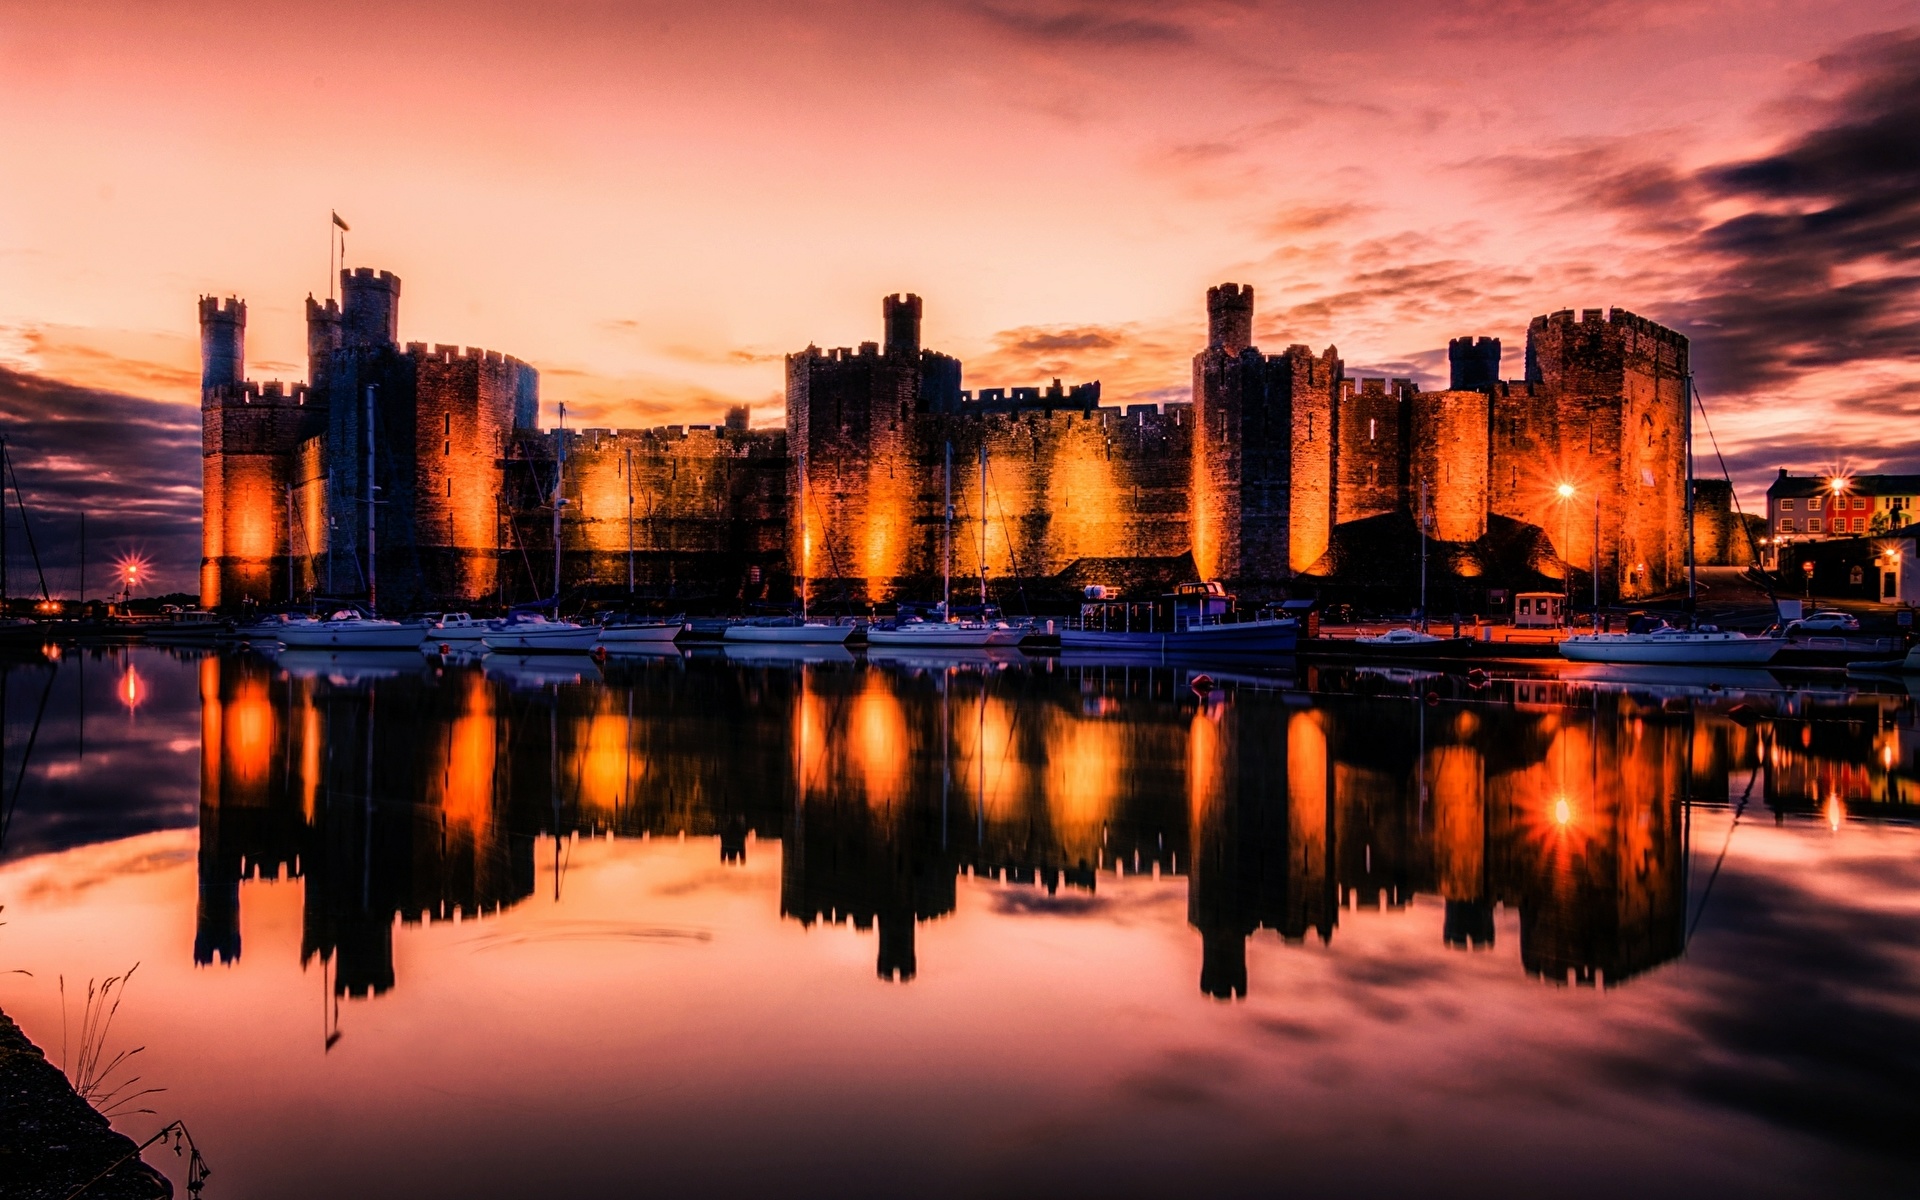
xmin=0 ymin=1008 xmax=170 ymax=1199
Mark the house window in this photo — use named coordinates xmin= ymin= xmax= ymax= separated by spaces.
xmin=1779 ymin=520 xmax=1795 ymax=533
xmin=1780 ymin=498 xmax=1795 ymax=511
xmin=1854 ymin=518 xmax=1867 ymax=533
xmin=1808 ymin=496 xmax=1822 ymax=510
xmin=1809 ymin=518 xmax=1822 ymax=533
xmin=1854 ymin=496 xmax=1867 ymax=510
xmin=1850 ymin=566 xmax=1864 ymax=585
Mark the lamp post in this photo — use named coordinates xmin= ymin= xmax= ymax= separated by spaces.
xmin=1557 ymin=483 xmax=1575 ymax=627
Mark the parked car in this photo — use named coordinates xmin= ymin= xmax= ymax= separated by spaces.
xmin=1787 ymin=610 xmax=1861 ymax=633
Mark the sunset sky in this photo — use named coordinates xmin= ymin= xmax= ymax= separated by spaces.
xmin=2 ymin=0 xmax=1918 ymax=591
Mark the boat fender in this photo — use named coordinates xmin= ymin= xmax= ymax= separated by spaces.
xmin=591 ymin=645 xmax=608 ymax=662
xmin=1190 ymin=674 xmax=1215 ymax=694
xmin=440 ymin=643 xmax=452 ymax=655
xmin=1466 ymin=668 xmax=1489 ymax=687
xmin=1424 ymin=691 xmax=1440 ymax=706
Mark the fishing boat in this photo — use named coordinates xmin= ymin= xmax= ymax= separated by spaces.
xmin=481 ymin=612 xmax=599 ymax=652
xmin=866 ymin=618 xmax=997 ymax=649
xmin=1559 ymin=624 xmax=1784 ymax=665
xmin=1061 ymin=582 xmax=1297 ymax=655
xmin=724 ymin=617 xmax=856 ymax=645
xmin=598 ymin=616 xmax=687 ymax=646
xmin=276 ymin=610 xmax=425 ymax=649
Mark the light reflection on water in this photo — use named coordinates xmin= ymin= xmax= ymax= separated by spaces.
xmin=1 ymin=646 xmax=1917 ymax=1199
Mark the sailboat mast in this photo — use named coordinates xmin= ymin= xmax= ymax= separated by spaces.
xmin=977 ymin=444 xmax=988 ymax=611
xmin=1684 ymin=375 xmax=1697 ymax=621
xmin=625 ymin=445 xmax=634 ymax=595
xmin=552 ymin=402 xmax=566 ymax=604
xmin=1419 ymin=480 xmax=1429 ymax=631
xmin=365 ymin=385 xmax=378 ymax=614
xmin=798 ymin=444 xmax=808 ymax=621
xmin=943 ymin=441 xmax=953 ymax=618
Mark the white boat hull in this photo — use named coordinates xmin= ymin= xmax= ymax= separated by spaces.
xmin=483 ymin=627 xmax=600 ymax=652
xmin=1060 ymin=618 xmax=1297 ymax=655
xmin=867 ymin=625 xmax=997 ymax=649
xmin=1558 ymin=633 xmax=1784 ymax=665
xmin=724 ymin=623 xmax=855 ymax=645
xmin=598 ymin=623 xmax=685 ymax=645
xmin=277 ymin=623 xmax=425 ymax=649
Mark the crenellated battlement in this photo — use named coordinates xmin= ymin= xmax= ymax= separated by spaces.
xmin=199 ymin=295 xmax=245 ymax=323
xmin=1206 ymin=282 xmax=1255 ymax=353
xmin=204 ymin=380 xmax=312 ymax=407
xmin=958 ymin=378 xmax=1101 ymax=414
xmin=404 ymin=342 xmax=528 ymax=369
xmin=343 ymin=267 xmax=401 ymax=290
xmin=1530 ymin=306 xmax=1686 ymax=348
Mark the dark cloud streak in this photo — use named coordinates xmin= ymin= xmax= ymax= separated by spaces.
xmin=0 ymin=366 xmax=202 ymax=598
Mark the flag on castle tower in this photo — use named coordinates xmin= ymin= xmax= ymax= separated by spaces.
xmin=332 ymin=211 xmax=350 ymax=231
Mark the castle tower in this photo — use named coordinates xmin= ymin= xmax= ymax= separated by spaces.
xmin=883 ymin=293 xmax=921 ymax=360
xmin=1192 ymin=284 xmax=1341 ymax=582
xmin=1491 ymin=308 xmax=1688 ymax=600
xmin=340 ymin=268 xmax=401 ymax=349
xmin=200 ymin=294 xmax=319 ymax=608
xmin=200 ymin=297 xmax=245 ymax=391
xmin=306 ymin=295 xmax=343 ymax=394
xmin=1207 ymin=283 xmax=1254 ymax=354
xmin=1448 ymin=337 xmax=1501 ymax=391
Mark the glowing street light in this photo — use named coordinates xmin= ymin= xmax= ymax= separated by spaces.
xmin=1556 ymin=483 xmax=1575 ymax=500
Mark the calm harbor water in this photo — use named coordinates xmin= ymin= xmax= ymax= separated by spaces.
xmin=1 ymin=645 xmax=1916 ymax=1198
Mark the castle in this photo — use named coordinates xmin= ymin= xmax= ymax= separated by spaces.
xmin=201 ymin=270 xmax=1692 ymax=610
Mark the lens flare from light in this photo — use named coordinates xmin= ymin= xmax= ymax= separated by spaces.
xmin=1553 ymin=798 xmax=1572 ymax=827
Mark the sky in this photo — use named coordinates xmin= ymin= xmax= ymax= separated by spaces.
xmin=2 ymin=0 xmax=1919 ymax=593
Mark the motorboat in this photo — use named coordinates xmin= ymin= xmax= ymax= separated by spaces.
xmin=1845 ymin=644 xmax=1920 ymax=675
xmin=866 ymin=619 xmax=997 ymax=649
xmin=1061 ymin=582 xmax=1298 ymax=655
xmin=598 ymin=617 xmax=687 ymax=646
xmin=275 ymin=610 xmax=425 ymax=649
xmin=1558 ymin=624 xmax=1784 ymax=665
xmin=1336 ymin=625 xmax=1482 ymax=656
xmin=422 ymin=612 xmax=498 ymax=644
xmin=1355 ymin=627 xmax=1444 ymax=646
xmin=724 ymin=618 xmax=856 ymax=645
xmin=481 ymin=613 xmax=600 ymax=653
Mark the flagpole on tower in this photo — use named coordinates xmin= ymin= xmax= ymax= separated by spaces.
xmin=330 ymin=211 xmax=350 ymax=299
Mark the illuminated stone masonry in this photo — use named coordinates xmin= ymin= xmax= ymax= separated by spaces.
xmin=200 ymin=271 xmax=1688 ymax=609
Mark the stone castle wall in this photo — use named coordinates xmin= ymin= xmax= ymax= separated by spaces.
xmin=201 ymin=270 xmax=1692 ymax=611
xmin=507 ymin=422 xmax=790 ymax=603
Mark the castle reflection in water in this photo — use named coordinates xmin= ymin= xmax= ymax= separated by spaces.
xmin=189 ymin=651 xmax=1919 ymax=1000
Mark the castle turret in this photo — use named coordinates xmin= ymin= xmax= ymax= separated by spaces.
xmin=199 ymin=296 xmax=246 ymax=393
xmin=1448 ymin=336 xmax=1500 ymax=391
xmin=340 ymin=268 xmax=401 ymax=349
xmin=1206 ymin=283 xmax=1254 ymax=354
xmin=883 ymin=293 xmax=921 ymax=360
xmin=306 ymin=295 xmax=343 ymax=394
